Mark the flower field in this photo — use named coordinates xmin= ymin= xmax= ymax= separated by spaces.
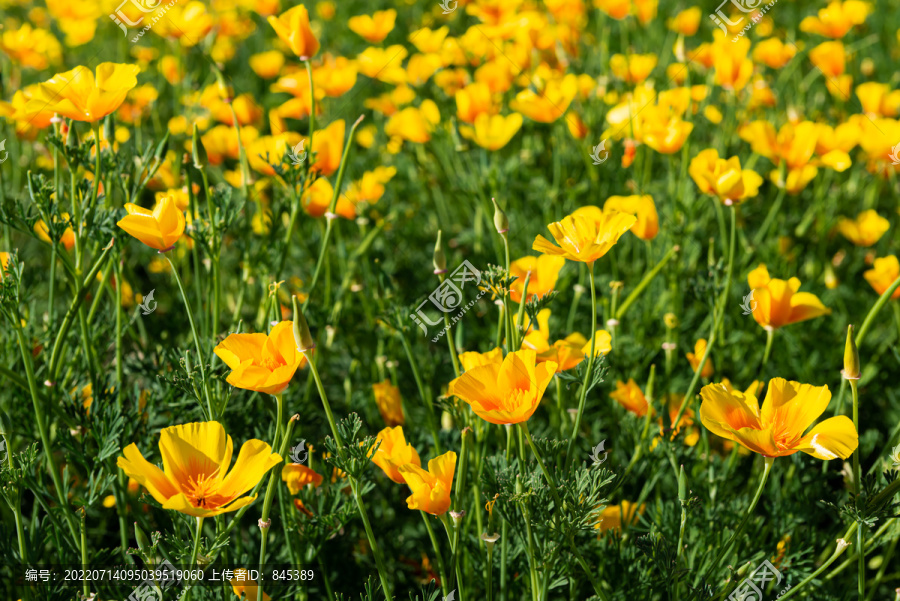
xmin=2 ymin=0 xmax=900 ymax=599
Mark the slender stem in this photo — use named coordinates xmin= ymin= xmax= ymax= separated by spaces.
xmin=303 ymin=350 xmax=393 ymax=599
xmin=184 ymin=516 xmax=204 ymax=601
xmin=81 ymin=508 xmax=89 ymax=598
xmin=755 ymin=328 xmax=775 ymax=382
xmin=851 ymin=378 xmax=864 ymax=599
xmin=565 ymin=263 xmax=596 ymax=470
xmin=399 ymin=331 xmax=442 ymax=453
xmin=856 ymin=275 xmax=900 ymax=344
xmin=519 ymin=422 xmax=610 ymax=601
xmin=164 ymin=254 xmax=214 ymax=419
xmin=423 ymin=512 xmax=450 ymax=596
xmin=693 ymin=456 xmax=773 ymax=597
xmin=778 ymin=531 xmax=854 ymax=601
xmin=615 ymin=245 xmax=679 ymax=320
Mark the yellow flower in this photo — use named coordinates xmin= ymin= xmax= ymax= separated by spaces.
xmin=594 ymin=501 xmax=644 ymax=533
xmin=398 ymin=451 xmax=456 ymax=515
xmin=373 ymin=380 xmax=405 ymax=427
xmin=349 ymin=9 xmax=397 ymax=43
xmin=34 ymin=213 xmax=76 ymax=251
xmin=153 ymin=2 xmax=214 ymax=47
xmin=713 ymin=36 xmax=753 ymax=92
xmin=117 ymin=421 xmax=281 ymax=518
xmin=314 ymin=55 xmax=358 ymax=98
xmin=641 ymin=113 xmax=693 ymax=155
xmin=609 ymin=53 xmax=658 ymax=84
xmin=455 ymin=82 xmax=497 ymax=124
xmin=0 ymin=23 xmax=62 ymax=70
xmin=213 ymin=321 xmax=308 ymax=395
xmin=385 ymin=101 xmax=440 ymax=144
xmin=864 ymin=256 xmax=900 ymax=300
xmin=311 ymin=120 xmax=346 ymax=177
xmin=458 ymin=348 xmax=504 ymax=372
xmin=24 ymin=63 xmax=140 ymax=123
xmin=0 ymin=252 xmax=10 ymax=281
xmin=837 ymin=210 xmax=890 ymax=247
xmin=370 ymin=426 xmax=421 ymax=484
xmin=667 ymin=7 xmax=701 ymax=36
xmin=268 ymin=5 xmax=320 ymax=59
xmin=610 ymin=379 xmax=651 ymax=417
xmin=581 ymin=330 xmax=613 ymax=357
xmin=460 ymin=113 xmax=523 ymax=151
xmin=410 ymin=26 xmax=450 ymax=53
xmin=603 ymin=195 xmax=658 ymax=241
xmin=855 ymin=82 xmax=900 ymax=118
xmin=752 ymin=38 xmax=797 ymax=69
xmin=117 ymin=195 xmax=185 ymax=251
xmin=357 ymin=46 xmax=408 ymax=84
xmin=688 ymin=148 xmax=763 ymax=205
xmin=747 ymin=264 xmax=831 ymax=331
xmin=686 ymin=339 xmax=714 ymax=379
xmin=230 ymin=568 xmax=271 ymax=601
xmin=700 ymin=378 xmax=858 ymax=459
xmin=800 ymin=0 xmax=872 ymax=38
xmin=809 ymin=41 xmax=846 ymax=78
xmin=533 ymin=211 xmax=636 ymax=265
xmin=282 ymin=464 xmax=324 ymax=494
xmin=510 ymin=74 xmax=578 ymax=123
xmin=449 ymin=349 xmax=556 ymax=425
xmin=249 ymin=50 xmax=286 ymax=80
xmin=509 ymin=254 xmax=566 ymax=303
xmin=594 ymin=0 xmax=631 ymax=20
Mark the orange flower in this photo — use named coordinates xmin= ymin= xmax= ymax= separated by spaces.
xmin=609 ymin=53 xmax=658 ymax=85
xmin=373 ymin=380 xmax=404 ymax=427
xmin=460 ymin=113 xmax=523 ymax=150
xmin=282 ymin=464 xmax=324 ymax=494
xmin=747 ymin=265 xmax=830 ymax=331
xmin=230 ymin=568 xmax=270 ymax=601
xmin=213 ymin=322 xmax=308 ymax=395
xmin=533 ymin=211 xmax=636 ymax=265
xmin=24 ymin=63 xmax=140 ymax=123
xmin=267 ymin=5 xmax=320 ymax=59
xmin=800 ymin=0 xmax=872 ymax=38
xmin=398 ymin=451 xmax=456 ymax=515
xmin=509 ymin=254 xmax=566 ymax=303
xmin=686 ymin=339 xmax=714 ymax=379
xmin=688 ymin=149 xmax=763 ymax=205
xmin=448 ymin=349 xmax=557 ymax=425
xmin=385 ymin=101 xmax=440 ymax=144
xmin=700 ymin=378 xmax=858 ymax=459
xmin=0 ymin=252 xmax=9 ymax=281
xmin=510 ymin=74 xmax=578 ymax=123
xmin=458 ymin=348 xmax=504 ymax=372
xmin=809 ymin=41 xmax=846 ymax=78
xmin=34 ymin=213 xmax=77 ymax=251
xmin=116 ymin=195 xmax=185 ymax=251
xmin=594 ymin=501 xmax=644 ymax=533
xmin=455 ymin=82 xmax=496 ymax=124
xmin=667 ymin=7 xmax=701 ymax=36
xmin=603 ymin=195 xmax=658 ymax=241
xmin=369 ymin=426 xmax=421 ymax=484
xmin=311 ymin=120 xmax=346 ymax=177
xmin=864 ymin=256 xmax=900 ymax=300
xmin=610 ymin=379 xmax=651 ymax=417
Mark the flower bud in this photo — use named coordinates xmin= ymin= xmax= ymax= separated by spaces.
xmin=192 ymin=124 xmax=207 ymax=169
xmin=842 ymin=325 xmax=860 ymax=380
xmin=66 ymin=120 xmax=77 ymax=149
xmin=292 ymin=296 xmax=315 ymax=352
xmin=134 ymin=522 xmax=151 ymax=551
xmin=433 ymin=230 xmax=447 ymax=274
xmin=103 ymin=115 xmax=115 ymax=147
xmin=678 ymin=464 xmax=687 ymax=503
xmin=492 ymin=198 xmax=509 ymax=235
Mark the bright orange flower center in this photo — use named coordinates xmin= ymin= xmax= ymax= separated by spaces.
xmin=184 ymin=470 xmax=224 ymax=509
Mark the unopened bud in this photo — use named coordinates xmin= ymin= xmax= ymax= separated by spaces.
xmin=134 ymin=522 xmax=151 ymax=551
xmin=433 ymin=230 xmax=447 ymax=274
xmin=678 ymin=465 xmax=687 ymax=503
xmin=492 ymin=198 xmax=509 ymax=235
xmin=103 ymin=115 xmax=115 ymax=147
xmin=66 ymin=120 xmax=77 ymax=149
xmin=292 ymin=296 xmax=315 ymax=352
xmin=842 ymin=325 xmax=860 ymax=380
xmin=191 ymin=124 xmax=207 ymax=169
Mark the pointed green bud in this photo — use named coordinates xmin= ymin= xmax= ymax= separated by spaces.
xmin=433 ymin=230 xmax=447 ymax=274
xmin=65 ymin=120 xmax=77 ymax=149
xmin=103 ymin=115 xmax=115 ymax=147
xmin=134 ymin=522 xmax=151 ymax=551
xmin=192 ymin=124 xmax=207 ymax=170
xmin=843 ymin=324 xmax=860 ymax=380
xmin=678 ymin=465 xmax=687 ymax=503
xmin=492 ymin=198 xmax=509 ymax=235
xmin=292 ymin=295 xmax=315 ymax=352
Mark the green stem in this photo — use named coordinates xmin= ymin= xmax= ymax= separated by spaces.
xmin=399 ymin=331 xmax=442 ymax=453
xmin=423 ymin=512 xmax=450 ymax=596
xmin=164 ymin=254 xmax=214 ymax=419
xmin=693 ymin=456 xmax=773 ymax=597
xmin=81 ymin=508 xmax=89 ymax=599
xmin=778 ymin=529 xmax=854 ymax=601
xmin=303 ymin=350 xmax=393 ymax=599
xmin=565 ymin=263 xmax=596 ymax=470
xmin=185 ymin=516 xmax=204 ymax=601
xmin=851 ymin=378 xmax=864 ymax=599
xmin=615 ymin=245 xmax=679 ymax=320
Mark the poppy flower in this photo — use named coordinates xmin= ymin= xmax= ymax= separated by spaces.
xmin=864 ymin=256 xmax=900 ymax=299
xmin=448 ymin=349 xmax=557 ymax=425
xmin=699 ymin=378 xmax=858 ymax=459
xmin=398 ymin=451 xmax=456 ymax=515
xmin=610 ymin=379 xmax=651 ymax=417
xmin=349 ymin=9 xmax=397 ymax=43
xmin=24 ymin=63 xmax=140 ymax=123
xmin=268 ymin=5 xmax=320 ymax=59
xmin=370 ymin=426 xmax=421 ymax=484
xmin=610 ymin=53 xmax=658 ymax=85
xmin=533 ymin=211 xmax=636 ymax=265
xmin=509 ymin=254 xmax=566 ymax=303
xmin=667 ymin=7 xmax=701 ymax=36
xmin=311 ymin=120 xmax=346 ymax=176
xmin=686 ymin=339 xmax=714 ymax=379
xmin=34 ymin=214 xmax=77 ymax=251
xmin=282 ymin=464 xmax=324 ymax=494
xmin=0 ymin=252 xmax=9 ymax=281
xmin=594 ymin=501 xmax=644 ymax=533
xmin=800 ymin=0 xmax=872 ymax=38
xmin=385 ymin=101 xmax=440 ymax=144
xmin=117 ymin=421 xmax=281 ymax=518
xmin=458 ymin=348 xmax=504 ymax=372
xmin=116 ymin=195 xmax=185 ymax=251
xmin=747 ymin=264 xmax=831 ymax=331
xmin=689 ymin=148 xmax=763 ymax=205
xmin=837 ymin=210 xmax=890 ymax=247
xmin=230 ymin=568 xmax=270 ymax=601
xmin=0 ymin=23 xmax=62 ymax=70
xmin=603 ymin=195 xmax=659 ymax=240
xmin=213 ymin=321 xmax=308 ymax=395
xmin=713 ymin=36 xmax=753 ymax=92
xmin=510 ymin=74 xmax=578 ymax=123
xmin=373 ymin=381 xmax=404 ymax=427
xmin=459 ymin=113 xmax=524 ymax=150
